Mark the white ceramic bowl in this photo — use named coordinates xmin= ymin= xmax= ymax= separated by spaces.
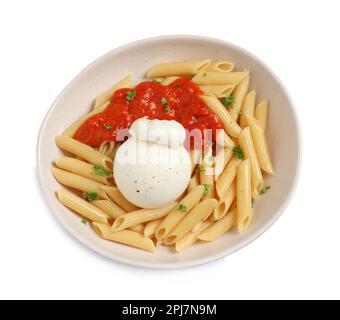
xmin=37 ymin=35 xmax=301 ymax=269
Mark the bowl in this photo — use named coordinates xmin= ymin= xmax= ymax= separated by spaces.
xmin=37 ymin=35 xmax=302 ymax=269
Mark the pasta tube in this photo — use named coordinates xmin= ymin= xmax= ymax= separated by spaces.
xmin=51 ymin=167 xmax=108 ymax=199
xmin=144 ymin=219 xmax=163 ymax=238
xmin=192 ymin=71 xmax=249 ymax=85
xmin=92 ymin=223 xmax=155 ymax=253
xmin=199 ymin=84 xmax=235 ymax=98
xmin=238 ymin=127 xmax=264 ymax=197
xmin=240 ymin=90 xmax=256 ymax=128
xmin=55 ymin=157 xmax=114 ymax=185
xmin=216 ymin=157 xmax=242 ymax=199
xmin=205 ymin=60 xmax=235 ymax=73
xmin=57 ymin=189 xmax=112 ymax=225
xmin=199 ymin=208 xmax=237 ymax=241
xmin=56 ymin=135 xmax=113 ymax=171
xmin=213 ymin=181 xmax=236 ymax=220
xmin=164 ymin=199 xmax=218 ymax=245
xmin=155 ymin=185 xmax=205 ymax=240
xmin=200 ymin=94 xmax=241 ymax=138
xmin=247 ymin=117 xmax=275 ymax=175
xmin=161 ymin=76 xmax=180 ymax=85
xmin=254 ymin=100 xmax=268 ymax=132
xmin=100 ymin=186 xmax=139 ymax=212
xmin=214 ymin=148 xmax=233 ymax=181
xmin=111 ymin=203 xmax=177 ymax=232
xmin=175 ymin=221 xmax=213 ymax=252
xmin=229 ymin=74 xmax=250 ymax=121
xmin=147 ymin=59 xmax=211 ymax=77
xmin=237 ymin=159 xmax=252 ymax=232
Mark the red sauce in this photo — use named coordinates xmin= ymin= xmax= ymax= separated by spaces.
xmin=75 ymin=78 xmax=223 ymax=149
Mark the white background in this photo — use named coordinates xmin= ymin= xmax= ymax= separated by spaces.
xmin=0 ymin=0 xmax=339 ymax=300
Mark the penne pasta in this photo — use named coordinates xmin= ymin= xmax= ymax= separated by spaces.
xmin=216 ymin=129 xmax=235 ymax=149
xmin=214 ymin=148 xmax=233 ymax=181
xmin=92 ymin=223 xmax=155 ymax=253
xmin=205 ymin=61 xmax=235 ymax=73
xmin=229 ymin=74 xmax=250 ymax=121
xmin=238 ymin=127 xmax=264 ymax=197
xmin=100 ymin=186 xmax=139 ymax=212
xmin=190 ymin=149 xmax=202 ymax=173
xmin=254 ymin=100 xmax=269 ymax=132
xmin=144 ymin=219 xmax=163 ymax=238
xmin=55 ymin=157 xmax=114 ymax=185
xmin=199 ymin=84 xmax=235 ymax=98
xmin=175 ymin=221 xmax=213 ymax=252
xmin=164 ymin=199 xmax=218 ymax=245
xmin=111 ymin=203 xmax=177 ymax=232
xmin=213 ymin=181 xmax=236 ymax=220
xmin=200 ymin=94 xmax=241 ymax=138
xmin=56 ymin=135 xmax=113 ymax=171
xmin=92 ymin=200 xmax=144 ymax=233
xmin=155 ymin=185 xmax=205 ymax=240
xmin=91 ymin=199 xmax=125 ymax=219
xmin=99 ymin=141 xmax=116 ymax=157
xmin=63 ymin=101 xmax=110 ymax=137
xmin=240 ymin=90 xmax=256 ymax=128
xmin=51 ymin=167 xmax=108 ymax=199
xmin=147 ymin=59 xmax=211 ymax=77
xmin=199 ymin=208 xmax=237 ymax=241
xmin=237 ymin=159 xmax=252 ymax=232
xmin=247 ymin=117 xmax=275 ymax=175
xmin=216 ymin=157 xmax=242 ymax=199
xmin=94 ymin=74 xmax=132 ymax=109
xmin=192 ymin=71 xmax=249 ymax=85
xmin=161 ymin=76 xmax=180 ymax=85
xmin=200 ymin=148 xmax=215 ymax=199
xmin=57 ymin=189 xmax=112 ymax=225
xmin=187 ymin=172 xmax=200 ymax=193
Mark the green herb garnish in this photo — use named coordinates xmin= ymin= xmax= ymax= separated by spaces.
xmin=251 ymin=198 xmax=255 ymax=208
xmin=85 ymin=192 xmax=99 ymax=202
xmin=203 ymin=72 xmax=207 ymax=77
xmin=196 ymin=164 xmax=205 ymax=173
xmin=81 ymin=218 xmax=88 ymax=225
xmin=103 ymin=124 xmax=113 ymax=130
xmin=233 ymin=146 xmax=244 ymax=160
xmin=152 ymin=79 xmax=162 ymax=83
xmin=175 ymin=83 xmax=181 ymax=88
xmin=221 ymin=95 xmax=234 ymax=109
xmin=178 ymin=204 xmax=187 ymax=213
xmin=260 ymin=186 xmax=271 ymax=195
xmin=203 ymin=184 xmax=211 ymax=197
xmin=93 ymin=165 xmax=111 ymax=177
xmin=126 ymin=90 xmax=137 ymax=101
xmin=161 ymin=97 xmax=171 ymax=112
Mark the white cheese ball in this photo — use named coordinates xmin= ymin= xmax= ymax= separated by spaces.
xmin=114 ymin=119 xmax=191 ymax=209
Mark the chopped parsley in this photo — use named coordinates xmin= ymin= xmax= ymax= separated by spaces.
xmin=161 ymin=97 xmax=171 ymax=112
xmin=178 ymin=204 xmax=187 ymax=213
xmin=81 ymin=218 xmax=88 ymax=225
xmin=260 ymin=186 xmax=271 ymax=195
xmin=152 ymin=79 xmax=162 ymax=83
xmin=85 ymin=192 xmax=99 ymax=202
xmin=233 ymin=146 xmax=245 ymax=160
xmin=93 ymin=165 xmax=111 ymax=177
xmin=251 ymin=198 xmax=255 ymax=208
xmin=203 ymin=72 xmax=207 ymax=77
xmin=175 ymin=83 xmax=181 ymax=88
xmin=203 ymin=184 xmax=211 ymax=197
xmin=196 ymin=164 xmax=205 ymax=173
xmin=103 ymin=124 xmax=113 ymax=130
xmin=126 ymin=90 xmax=137 ymax=101
xmin=221 ymin=95 xmax=234 ymax=109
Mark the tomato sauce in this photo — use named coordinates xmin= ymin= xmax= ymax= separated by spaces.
xmin=75 ymin=78 xmax=223 ymax=149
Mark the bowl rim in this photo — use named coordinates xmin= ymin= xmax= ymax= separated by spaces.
xmin=36 ymin=34 xmax=302 ymax=269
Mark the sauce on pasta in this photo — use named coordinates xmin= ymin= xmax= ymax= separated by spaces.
xmin=75 ymin=78 xmax=223 ymax=149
